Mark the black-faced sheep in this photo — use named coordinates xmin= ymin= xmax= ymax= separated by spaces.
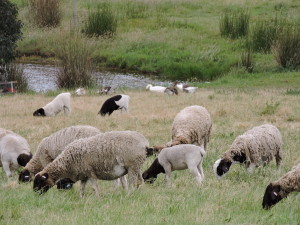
xmin=0 ymin=128 xmax=32 ymax=178
xmin=262 ymin=162 xmax=300 ymax=209
xmin=98 ymin=94 xmax=130 ymax=116
xmin=143 ymin=144 xmax=206 ymax=186
xmin=19 ymin=125 xmax=100 ymax=188
xmin=33 ymin=92 xmax=71 ymax=117
xmin=213 ymin=124 xmax=282 ymax=178
xmin=33 ymin=131 xmax=149 ymax=197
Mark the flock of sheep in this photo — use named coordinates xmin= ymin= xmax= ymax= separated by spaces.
xmin=0 ymin=86 xmax=299 ymax=211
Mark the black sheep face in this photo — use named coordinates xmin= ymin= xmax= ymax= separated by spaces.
xmin=214 ymin=159 xmax=232 ymax=177
xmin=33 ymin=173 xmax=53 ymax=194
xmin=19 ymin=169 xmax=32 ymax=183
xmin=33 ymin=108 xmax=46 ymax=116
xmin=262 ymin=184 xmax=283 ymax=209
xmin=142 ymin=171 xmax=157 ymax=184
xmin=56 ymin=178 xmax=74 ymax=190
xmin=17 ymin=153 xmax=33 ymax=167
xmin=232 ymin=152 xmax=247 ymax=164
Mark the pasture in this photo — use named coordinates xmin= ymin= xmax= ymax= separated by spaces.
xmin=0 ymin=87 xmax=299 ymax=224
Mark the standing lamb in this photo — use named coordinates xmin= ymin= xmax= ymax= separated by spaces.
xmin=262 ymin=162 xmax=300 ymax=209
xmin=33 ymin=92 xmax=71 ymax=117
xmin=0 ymin=128 xmax=32 ymax=178
xmin=19 ymin=125 xmax=101 ymax=189
xmin=143 ymin=144 xmax=206 ymax=186
xmin=153 ymin=105 xmax=212 ymax=153
xmin=33 ymin=131 xmax=149 ymax=197
xmin=98 ymin=94 xmax=130 ymax=116
xmin=213 ymin=124 xmax=283 ymax=178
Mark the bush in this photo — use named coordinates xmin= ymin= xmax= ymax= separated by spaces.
xmin=272 ymin=27 xmax=300 ymax=69
xmin=28 ymin=0 xmax=61 ymax=28
xmin=220 ymin=9 xmax=250 ymax=39
xmin=55 ymin=33 xmax=95 ymax=89
xmin=82 ymin=3 xmax=117 ymax=38
xmin=0 ymin=64 xmax=28 ymax=93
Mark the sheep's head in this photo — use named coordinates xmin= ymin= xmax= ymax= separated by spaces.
xmin=232 ymin=152 xmax=247 ymax=164
xmin=56 ymin=178 xmax=74 ymax=190
xmin=33 ymin=108 xmax=45 ymax=117
xmin=262 ymin=183 xmax=284 ymax=209
xmin=33 ymin=173 xmax=54 ymax=194
xmin=17 ymin=152 xmax=33 ymax=167
xmin=213 ymin=158 xmax=232 ymax=178
xmin=142 ymin=158 xmax=165 ymax=184
xmin=19 ymin=169 xmax=32 ymax=183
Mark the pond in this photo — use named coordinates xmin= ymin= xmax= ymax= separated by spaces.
xmin=23 ymin=64 xmax=170 ymax=93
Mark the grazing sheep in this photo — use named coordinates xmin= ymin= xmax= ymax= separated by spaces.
xmin=75 ymin=88 xmax=86 ymax=96
xmin=183 ymin=86 xmax=198 ymax=93
xmin=99 ymin=86 xmax=115 ymax=95
xmin=98 ymin=94 xmax=130 ymax=116
xmin=33 ymin=131 xmax=149 ymax=197
xmin=19 ymin=125 xmax=100 ymax=186
xmin=146 ymin=84 xmax=166 ymax=93
xmin=213 ymin=124 xmax=282 ymax=178
xmin=173 ymin=81 xmax=189 ymax=91
xmin=262 ymin=162 xmax=300 ymax=209
xmin=164 ymin=87 xmax=178 ymax=96
xmin=33 ymin=92 xmax=71 ymax=117
xmin=0 ymin=128 xmax=32 ymax=178
xmin=143 ymin=144 xmax=206 ymax=186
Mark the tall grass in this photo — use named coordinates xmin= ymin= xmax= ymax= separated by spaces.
xmin=28 ymin=0 xmax=61 ymax=28
xmin=0 ymin=64 xmax=28 ymax=92
xmin=240 ymin=48 xmax=254 ymax=73
xmin=55 ymin=32 xmax=95 ymax=88
xmin=220 ymin=9 xmax=250 ymax=39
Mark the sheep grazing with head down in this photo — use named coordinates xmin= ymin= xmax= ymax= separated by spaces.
xmin=33 ymin=131 xmax=149 ymax=197
xmin=0 ymin=128 xmax=32 ymax=178
xmin=153 ymin=105 xmax=212 ymax=154
xmin=213 ymin=124 xmax=283 ymax=178
xmin=262 ymin=162 xmax=300 ymax=209
xmin=33 ymin=92 xmax=71 ymax=117
xmin=98 ymin=94 xmax=130 ymax=116
xmin=143 ymin=144 xmax=206 ymax=186
xmin=146 ymin=84 xmax=166 ymax=93
xmin=19 ymin=125 xmax=100 ymax=189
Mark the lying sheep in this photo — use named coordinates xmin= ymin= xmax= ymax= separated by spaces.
xmin=0 ymin=128 xmax=32 ymax=177
xmin=146 ymin=84 xmax=166 ymax=93
xmin=164 ymin=87 xmax=178 ymax=96
xmin=143 ymin=144 xmax=206 ymax=186
xmin=33 ymin=92 xmax=71 ymax=117
xmin=19 ymin=125 xmax=100 ymax=188
xmin=213 ymin=124 xmax=282 ymax=178
xmin=262 ymin=162 xmax=300 ymax=209
xmin=75 ymin=88 xmax=86 ymax=96
xmin=33 ymin=130 xmax=149 ymax=197
xmin=98 ymin=94 xmax=130 ymax=116
xmin=154 ymin=105 xmax=212 ymax=154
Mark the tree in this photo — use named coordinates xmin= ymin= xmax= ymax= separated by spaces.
xmin=0 ymin=0 xmax=23 ymax=66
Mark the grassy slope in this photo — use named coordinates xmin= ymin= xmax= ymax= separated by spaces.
xmin=11 ymin=0 xmax=300 ymax=81
xmin=0 ymin=88 xmax=300 ymax=224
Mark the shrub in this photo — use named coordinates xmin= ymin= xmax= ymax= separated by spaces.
xmin=220 ymin=9 xmax=250 ymax=39
xmin=28 ymin=0 xmax=61 ymax=28
xmin=272 ymin=27 xmax=300 ymax=69
xmin=0 ymin=64 xmax=28 ymax=93
xmin=55 ymin=33 xmax=95 ymax=89
xmin=82 ymin=3 xmax=117 ymax=38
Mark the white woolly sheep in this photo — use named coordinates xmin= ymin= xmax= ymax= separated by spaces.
xmin=146 ymin=84 xmax=166 ymax=93
xmin=33 ymin=92 xmax=71 ymax=117
xmin=75 ymin=88 xmax=86 ymax=96
xmin=0 ymin=128 xmax=32 ymax=178
xmin=19 ymin=125 xmax=100 ymax=188
xmin=213 ymin=124 xmax=283 ymax=178
xmin=143 ymin=144 xmax=206 ymax=186
xmin=183 ymin=86 xmax=198 ymax=93
xmin=173 ymin=81 xmax=189 ymax=91
xmin=33 ymin=130 xmax=149 ymax=197
xmin=262 ymin=162 xmax=300 ymax=209
xmin=98 ymin=94 xmax=130 ymax=116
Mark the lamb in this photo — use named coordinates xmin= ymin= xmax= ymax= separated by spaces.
xmin=262 ymin=162 xmax=300 ymax=209
xmin=33 ymin=130 xmax=149 ymax=197
xmin=213 ymin=124 xmax=282 ymax=178
xmin=33 ymin=92 xmax=71 ymax=117
xmin=0 ymin=128 xmax=32 ymax=178
xmin=19 ymin=125 xmax=100 ymax=187
xmin=98 ymin=94 xmax=130 ymax=116
xmin=143 ymin=144 xmax=206 ymax=186
xmin=153 ymin=105 xmax=212 ymax=154
xmin=146 ymin=84 xmax=166 ymax=93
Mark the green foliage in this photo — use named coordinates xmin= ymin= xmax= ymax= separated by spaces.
xmin=28 ymin=0 xmax=61 ymax=28
xmin=82 ymin=3 xmax=117 ymax=38
xmin=124 ymin=0 xmax=148 ymax=19
xmin=286 ymin=88 xmax=300 ymax=95
xmin=55 ymin=32 xmax=95 ymax=88
xmin=260 ymin=101 xmax=280 ymax=115
xmin=0 ymin=0 xmax=23 ymax=65
xmin=220 ymin=9 xmax=250 ymax=39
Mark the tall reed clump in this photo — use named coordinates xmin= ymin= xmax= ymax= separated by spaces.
xmin=240 ymin=48 xmax=254 ymax=73
xmin=272 ymin=27 xmax=300 ymax=69
xmin=2 ymin=64 xmax=28 ymax=92
xmin=219 ymin=9 xmax=250 ymax=39
xmin=55 ymin=33 xmax=95 ymax=89
xmin=82 ymin=3 xmax=117 ymax=38
xmin=28 ymin=0 xmax=61 ymax=28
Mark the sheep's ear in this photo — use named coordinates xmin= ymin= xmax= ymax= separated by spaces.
xmin=271 ymin=185 xmax=281 ymax=200
xmin=41 ymin=173 xmax=49 ymax=180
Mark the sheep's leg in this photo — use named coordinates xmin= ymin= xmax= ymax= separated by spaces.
xmin=247 ymin=163 xmax=256 ymax=173
xmin=197 ymin=160 xmax=205 ymax=181
xmin=137 ymin=171 xmax=143 ymax=188
xmin=163 ymin=163 xmax=172 ymax=187
xmin=113 ymin=178 xmax=121 ymax=187
xmin=88 ymin=178 xmax=99 ymax=197
xmin=80 ymin=180 xmax=87 ymax=198
xmin=275 ymin=151 xmax=282 ymax=173
xmin=189 ymin=166 xmax=203 ymax=185
xmin=127 ymin=168 xmax=138 ymax=193
xmin=2 ymin=161 xmax=12 ymax=178
xmin=120 ymin=176 xmax=128 ymax=191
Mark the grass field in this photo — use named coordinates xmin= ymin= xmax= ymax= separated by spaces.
xmin=0 ymin=87 xmax=299 ymax=224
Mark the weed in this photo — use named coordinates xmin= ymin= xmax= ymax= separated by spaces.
xmin=260 ymin=101 xmax=280 ymax=115
xmin=286 ymin=88 xmax=300 ymax=95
